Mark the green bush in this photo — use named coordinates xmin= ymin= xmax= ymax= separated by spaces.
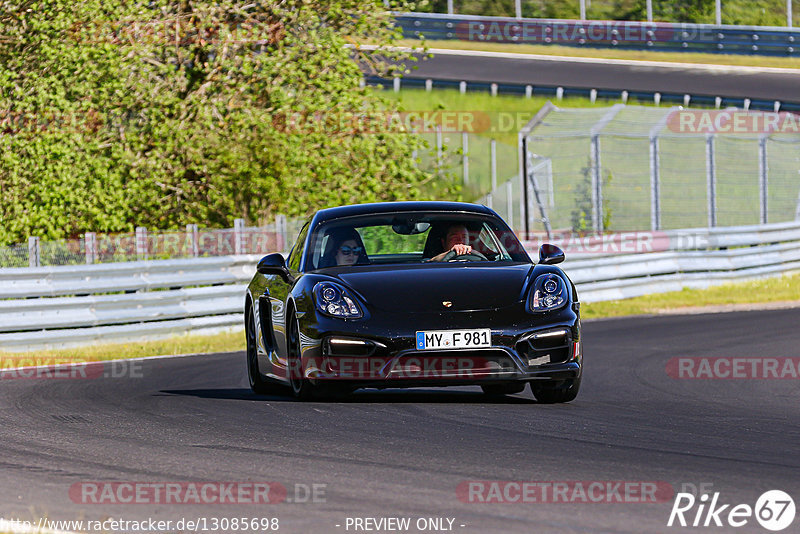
xmin=0 ymin=1 xmax=445 ymax=246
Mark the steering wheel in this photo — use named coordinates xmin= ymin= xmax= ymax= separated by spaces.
xmin=441 ymin=249 xmax=488 ymax=262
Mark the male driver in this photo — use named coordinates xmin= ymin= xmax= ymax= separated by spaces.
xmin=429 ymin=224 xmax=472 ymax=262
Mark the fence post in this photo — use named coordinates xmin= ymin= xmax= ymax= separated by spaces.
xmin=706 ymin=134 xmax=717 ymax=227
xmin=436 ymin=125 xmax=443 ymax=169
xmin=186 ymin=224 xmax=199 ymax=257
xmin=28 ymin=236 xmax=40 ymax=268
xmin=276 ymin=214 xmax=288 ymax=252
xmin=490 ymin=139 xmax=497 ymax=191
xmin=234 ymin=218 xmax=245 ymax=255
xmin=84 ymin=232 xmax=97 ymax=264
xmin=506 ymin=180 xmax=513 ymax=229
xmin=649 ymin=135 xmax=661 ymax=231
xmin=591 ymin=134 xmax=603 ymax=233
xmin=587 ymin=104 xmax=623 ymax=234
xmin=447 ymin=0 xmax=453 ymax=15
xmin=759 ymin=136 xmax=769 ymax=224
xmin=462 ymin=132 xmax=469 ymax=185
xmin=484 ymin=139 xmax=496 ymax=210
xmin=135 ymin=227 xmax=148 ymax=260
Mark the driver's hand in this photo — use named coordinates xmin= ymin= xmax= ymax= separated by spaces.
xmin=451 ymin=244 xmax=472 ymax=255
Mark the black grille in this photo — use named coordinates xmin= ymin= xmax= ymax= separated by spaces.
xmin=517 ymin=330 xmax=572 ymax=365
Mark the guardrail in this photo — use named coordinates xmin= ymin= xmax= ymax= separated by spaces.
xmin=2 ymin=221 xmax=799 ymax=351
xmin=365 ymin=75 xmax=800 ymax=113
xmin=0 ymin=255 xmax=260 ymax=352
xmin=396 ymin=13 xmax=800 ymax=56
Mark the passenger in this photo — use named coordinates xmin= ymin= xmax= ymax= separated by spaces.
xmin=335 ymin=239 xmax=363 ymax=267
xmin=320 ymin=228 xmax=369 ymax=268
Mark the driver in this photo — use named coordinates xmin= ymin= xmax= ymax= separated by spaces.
xmin=429 ymin=224 xmax=472 ymax=262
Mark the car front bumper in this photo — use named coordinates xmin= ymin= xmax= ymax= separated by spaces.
xmin=297 ymin=304 xmax=582 ymax=388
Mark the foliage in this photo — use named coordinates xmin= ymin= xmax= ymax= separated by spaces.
xmin=358 ymin=225 xmax=429 ymax=254
xmin=570 ymin=158 xmax=613 ymax=234
xmin=0 ymin=1 xmax=441 ymax=245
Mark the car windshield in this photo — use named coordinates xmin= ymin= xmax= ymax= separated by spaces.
xmin=306 ymin=212 xmax=530 ymax=270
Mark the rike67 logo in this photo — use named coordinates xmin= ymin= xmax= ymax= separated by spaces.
xmin=668 ymin=490 xmax=795 ymax=531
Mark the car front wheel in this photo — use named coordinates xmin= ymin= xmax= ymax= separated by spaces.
xmin=246 ymin=306 xmax=280 ymax=395
xmin=530 ymin=375 xmax=581 ymax=403
xmin=287 ymin=310 xmax=316 ymax=401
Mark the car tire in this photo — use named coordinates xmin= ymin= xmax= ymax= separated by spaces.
xmin=480 ymin=383 xmax=525 ymax=396
xmin=287 ymin=309 xmax=316 ymax=401
xmin=530 ymin=375 xmax=581 ymax=404
xmin=246 ymin=306 xmax=280 ymax=395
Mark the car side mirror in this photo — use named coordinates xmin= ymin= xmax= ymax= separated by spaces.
xmin=538 ymin=244 xmax=565 ymax=265
xmin=257 ymin=253 xmax=292 ymax=281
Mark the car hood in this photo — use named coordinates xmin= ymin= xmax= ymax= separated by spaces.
xmin=332 ymin=263 xmax=534 ymax=312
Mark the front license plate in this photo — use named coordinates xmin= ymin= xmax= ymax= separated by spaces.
xmin=416 ymin=329 xmax=491 ymax=350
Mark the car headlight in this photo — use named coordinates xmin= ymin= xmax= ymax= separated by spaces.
xmin=313 ymin=282 xmax=363 ymax=318
xmin=528 ymin=273 xmax=569 ymax=312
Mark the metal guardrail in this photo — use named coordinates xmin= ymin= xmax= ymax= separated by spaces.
xmin=2 ymin=221 xmax=799 ymax=351
xmin=365 ymin=75 xmax=800 ymax=114
xmin=396 ymin=13 xmax=800 ymax=56
xmin=0 ymin=255 xmax=261 ymax=352
xmin=559 ymin=221 xmax=800 ymax=301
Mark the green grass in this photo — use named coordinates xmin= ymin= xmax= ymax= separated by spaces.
xmin=401 ymin=39 xmax=800 ymax=70
xmin=0 ymin=330 xmax=245 ymax=365
xmin=582 ymin=272 xmax=800 ymax=319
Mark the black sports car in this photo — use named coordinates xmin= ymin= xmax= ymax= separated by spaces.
xmin=244 ymin=201 xmax=582 ymax=402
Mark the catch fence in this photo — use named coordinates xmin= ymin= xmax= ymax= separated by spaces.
xmin=509 ymin=103 xmax=800 ymax=237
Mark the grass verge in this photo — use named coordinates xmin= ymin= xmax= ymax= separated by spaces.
xmin=0 ymin=330 xmax=245 ymax=365
xmin=399 ymin=39 xmax=800 ymax=69
xmin=582 ymin=272 xmax=800 ymax=319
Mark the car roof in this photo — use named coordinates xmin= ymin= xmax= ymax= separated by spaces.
xmin=312 ymin=201 xmax=495 ymax=224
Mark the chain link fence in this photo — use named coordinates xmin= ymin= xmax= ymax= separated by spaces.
xmin=514 ymin=103 xmax=800 ymax=235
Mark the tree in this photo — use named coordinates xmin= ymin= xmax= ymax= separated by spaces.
xmin=0 ymin=0 xmax=434 ymax=244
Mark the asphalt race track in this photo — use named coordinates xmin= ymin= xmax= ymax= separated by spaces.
xmin=2 ymin=309 xmax=799 ymax=533
xmin=400 ymin=49 xmax=800 ymax=103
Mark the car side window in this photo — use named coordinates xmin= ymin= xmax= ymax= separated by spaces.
xmin=287 ymin=222 xmax=310 ymax=272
